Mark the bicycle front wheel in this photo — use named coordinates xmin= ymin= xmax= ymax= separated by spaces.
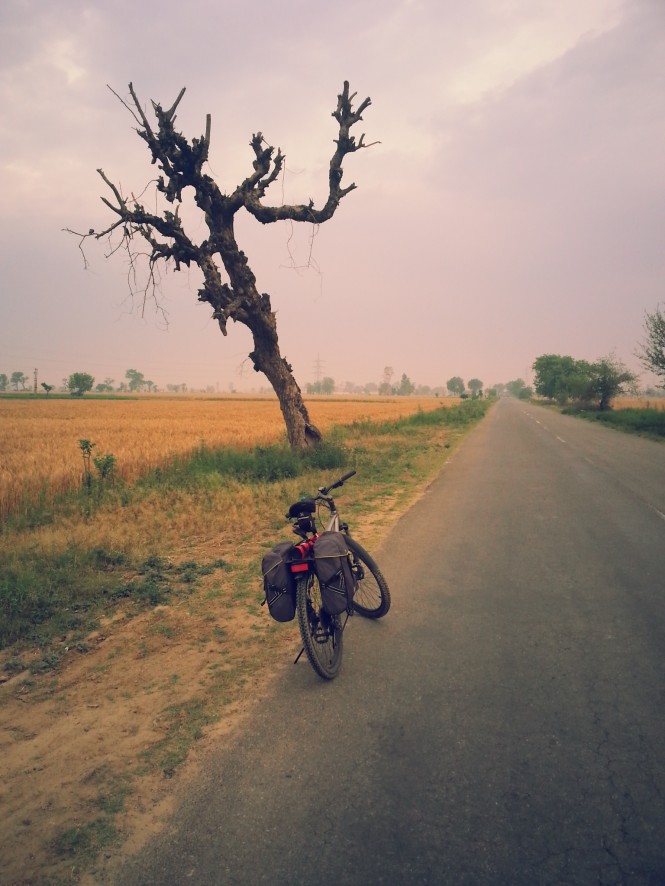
xmin=296 ymin=573 xmax=343 ymax=680
xmin=346 ymin=536 xmax=391 ymax=619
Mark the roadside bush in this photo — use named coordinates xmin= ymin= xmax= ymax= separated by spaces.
xmin=160 ymin=440 xmax=348 ymax=486
xmin=574 ymin=408 xmax=665 ymax=438
xmin=349 ymin=399 xmax=490 ymax=435
xmin=396 ymin=399 xmax=490 ymax=428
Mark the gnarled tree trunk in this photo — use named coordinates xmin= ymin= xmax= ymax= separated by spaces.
xmin=250 ymin=339 xmax=321 ymax=449
xmin=198 ymin=220 xmax=321 ymax=447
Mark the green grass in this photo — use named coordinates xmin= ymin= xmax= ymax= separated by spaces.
xmin=139 ymin=698 xmax=216 ymax=776
xmin=349 ymin=397 xmax=489 ymax=434
xmin=564 ymin=406 xmax=665 ymax=438
xmin=150 ymin=438 xmax=348 ymax=487
xmin=52 ymin=768 xmax=131 ymax=859
xmin=93 ymin=770 xmax=134 ymax=816
xmin=53 ymin=818 xmax=119 ymax=858
xmin=399 ymin=398 xmax=489 ymax=427
xmin=0 ymin=550 xmax=227 ymax=649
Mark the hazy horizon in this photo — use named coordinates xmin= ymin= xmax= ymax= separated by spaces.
xmin=1 ymin=0 xmax=663 ymax=394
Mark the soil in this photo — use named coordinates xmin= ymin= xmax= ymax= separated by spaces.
xmin=0 ymin=586 xmax=297 ymax=885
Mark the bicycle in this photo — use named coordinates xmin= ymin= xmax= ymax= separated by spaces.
xmin=286 ymin=469 xmax=391 ymax=680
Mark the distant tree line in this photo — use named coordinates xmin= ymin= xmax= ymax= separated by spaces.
xmin=306 ymin=377 xmax=336 ymax=395
xmin=490 ymin=379 xmax=533 ymax=400
xmin=0 ymin=368 xmax=516 ymax=399
xmin=0 ymin=368 xmax=173 ymax=396
xmin=0 ymin=371 xmax=29 ymax=391
xmin=7 ymin=301 xmax=661 ymax=401
xmin=304 ymin=369 xmax=491 ymax=398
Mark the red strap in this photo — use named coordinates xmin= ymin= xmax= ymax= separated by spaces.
xmin=290 ymin=563 xmax=310 ymax=573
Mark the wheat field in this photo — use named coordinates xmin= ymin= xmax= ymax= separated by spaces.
xmin=0 ymin=395 xmax=451 ymax=522
xmin=613 ymin=397 xmax=665 ymax=411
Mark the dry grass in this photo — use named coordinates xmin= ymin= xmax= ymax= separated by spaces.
xmin=613 ymin=397 xmax=665 ymax=411
xmin=0 ymin=395 xmax=454 ymax=522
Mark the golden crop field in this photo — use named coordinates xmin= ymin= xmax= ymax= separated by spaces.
xmin=614 ymin=397 xmax=665 ymax=411
xmin=0 ymin=395 xmax=453 ymax=522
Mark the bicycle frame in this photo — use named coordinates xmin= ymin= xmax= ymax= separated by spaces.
xmin=284 ymin=469 xmax=357 ymax=584
xmin=286 ymin=490 xmax=348 ymax=580
xmin=325 ymin=510 xmax=340 ymax=533
xmin=288 ymin=506 xmax=337 ymax=569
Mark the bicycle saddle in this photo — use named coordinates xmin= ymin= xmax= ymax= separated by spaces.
xmin=287 ymin=498 xmax=316 ymax=518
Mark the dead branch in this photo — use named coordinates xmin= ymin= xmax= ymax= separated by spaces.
xmin=240 ymin=80 xmax=378 ymax=225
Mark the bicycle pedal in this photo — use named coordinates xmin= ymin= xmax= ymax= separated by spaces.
xmin=313 ymin=627 xmax=329 ymax=643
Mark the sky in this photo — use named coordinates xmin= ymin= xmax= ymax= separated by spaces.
xmin=1 ymin=0 xmax=663 ymax=393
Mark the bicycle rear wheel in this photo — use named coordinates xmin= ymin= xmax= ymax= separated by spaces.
xmin=296 ymin=573 xmax=344 ymax=680
xmin=346 ymin=536 xmax=391 ymax=619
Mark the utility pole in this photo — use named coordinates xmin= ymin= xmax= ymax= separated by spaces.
xmin=313 ymin=355 xmax=324 ymax=384
xmin=33 ymin=368 xmax=38 ymax=395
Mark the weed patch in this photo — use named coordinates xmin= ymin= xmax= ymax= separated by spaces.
xmin=151 ymin=438 xmax=348 ymax=488
xmin=53 ymin=818 xmax=118 ymax=859
xmin=141 ymin=698 xmax=216 ymax=777
xmin=0 ymin=550 xmax=227 ymax=649
xmin=565 ymin=406 xmax=665 ymax=438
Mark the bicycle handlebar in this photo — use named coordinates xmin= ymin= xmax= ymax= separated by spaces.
xmin=320 ymin=469 xmax=356 ymax=496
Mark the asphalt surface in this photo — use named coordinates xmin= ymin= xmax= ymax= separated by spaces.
xmin=119 ymin=398 xmax=665 ymax=885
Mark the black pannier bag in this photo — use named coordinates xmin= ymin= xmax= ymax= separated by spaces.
xmin=262 ymin=541 xmax=298 ymax=622
xmin=312 ymin=531 xmax=357 ymax=615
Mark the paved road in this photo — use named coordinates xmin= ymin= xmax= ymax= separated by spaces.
xmin=120 ymin=399 xmax=665 ymax=885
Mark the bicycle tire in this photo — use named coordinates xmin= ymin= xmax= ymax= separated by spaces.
xmin=296 ymin=573 xmax=343 ymax=680
xmin=346 ymin=536 xmax=391 ymax=619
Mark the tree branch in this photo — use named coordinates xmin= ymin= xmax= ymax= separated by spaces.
xmin=159 ymin=86 xmax=186 ymax=123
xmin=241 ymin=81 xmax=378 ymax=225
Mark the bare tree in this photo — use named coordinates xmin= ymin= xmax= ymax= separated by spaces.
xmin=68 ymin=82 xmax=375 ymax=448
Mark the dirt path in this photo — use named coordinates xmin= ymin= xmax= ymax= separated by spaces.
xmin=1 ymin=585 xmax=297 ymax=884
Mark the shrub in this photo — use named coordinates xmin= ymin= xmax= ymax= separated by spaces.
xmin=584 ymin=408 xmax=665 ymax=437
